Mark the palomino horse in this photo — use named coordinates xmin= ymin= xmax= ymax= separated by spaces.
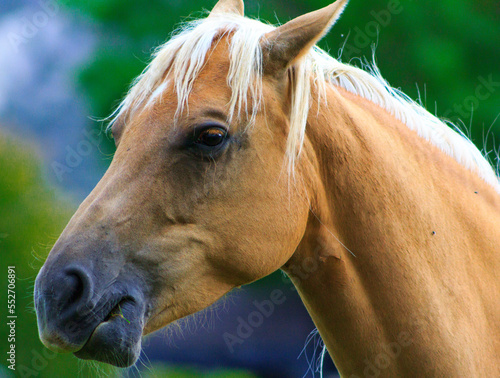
xmin=35 ymin=0 xmax=500 ymax=375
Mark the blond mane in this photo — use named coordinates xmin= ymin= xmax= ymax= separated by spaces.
xmin=110 ymin=13 xmax=500 ymax=193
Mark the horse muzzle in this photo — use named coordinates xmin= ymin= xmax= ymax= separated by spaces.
xmin=34 ymin=261 xmax=148 ymax=367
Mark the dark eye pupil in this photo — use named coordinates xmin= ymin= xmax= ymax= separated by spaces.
xmin=197 ymin=128 xmax=226 ymax=146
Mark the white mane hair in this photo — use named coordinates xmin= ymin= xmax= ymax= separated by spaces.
xmin=110 ymin=12 xmax=500 ymax=193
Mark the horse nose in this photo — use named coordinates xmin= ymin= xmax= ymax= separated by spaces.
xmin=35 ymin=265 xmax=96 ymax=351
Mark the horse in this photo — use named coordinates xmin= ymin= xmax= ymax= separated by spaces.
xmin=34 ymin=0 xmax=500 ymax=375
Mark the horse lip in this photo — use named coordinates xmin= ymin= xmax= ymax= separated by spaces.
xmin=73 ymin=296 xmax=146 ymax=367
xmin=39 ymin=329 xmax=83 ymax=354
xmin=71 ymin=297 xmax=130 ymax=349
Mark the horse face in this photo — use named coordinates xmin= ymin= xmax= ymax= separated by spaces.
xmin=34 ymin=39 xmax=310 ymax=367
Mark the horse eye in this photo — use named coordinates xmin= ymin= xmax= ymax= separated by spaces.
xmin=195 ymin=127 xmax=227 ymax=147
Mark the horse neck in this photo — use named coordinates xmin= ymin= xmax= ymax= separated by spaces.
xmin=283 ymin=84 xmax=500 ymax=376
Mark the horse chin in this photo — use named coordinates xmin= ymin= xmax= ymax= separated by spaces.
xmin=74 ymin=299 xmax=145 ymax=368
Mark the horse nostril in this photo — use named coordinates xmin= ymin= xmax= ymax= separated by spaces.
xmin=57 ymin=266 xmax=94 ymax=315
xmin=63 ymin=273 xmax=83 ymax=306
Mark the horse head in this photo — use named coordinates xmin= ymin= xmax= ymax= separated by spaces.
xmin=34 ymin=0 xmax=349 ymax=367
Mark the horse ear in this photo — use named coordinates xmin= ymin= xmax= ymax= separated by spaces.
xmin=209 ymin=0 xmax=244 ymax=17
xmin=261 ymin=0 xmax=348 ymax=74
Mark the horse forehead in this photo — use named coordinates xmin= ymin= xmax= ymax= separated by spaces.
xmin=157 ymin=42 xmax=233 ymax=112
xmin=190 ymin=39 xmax=232 ymax=90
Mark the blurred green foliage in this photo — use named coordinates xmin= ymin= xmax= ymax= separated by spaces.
xmin=64 ymin=0 xmax=499 ymax=166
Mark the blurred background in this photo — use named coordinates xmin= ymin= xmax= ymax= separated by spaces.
xmin=0 ymin=0 xmax=498 ymax=377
